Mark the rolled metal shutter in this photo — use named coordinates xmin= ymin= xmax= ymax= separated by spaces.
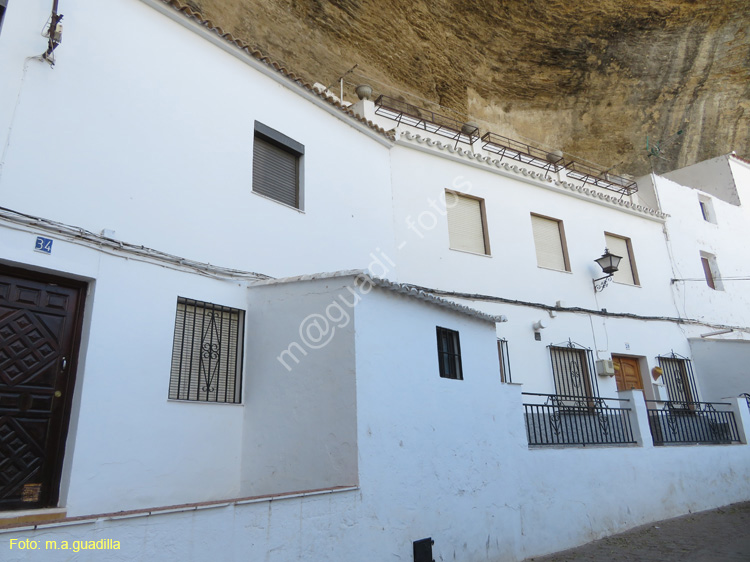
xmin=253 ymin=136 xmax=298 ymax=208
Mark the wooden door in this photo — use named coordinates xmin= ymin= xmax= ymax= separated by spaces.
xmin=0 ymin=267 xmax=85 ymax=510
xmin=612 ymin=355 xmax=643 ymax=392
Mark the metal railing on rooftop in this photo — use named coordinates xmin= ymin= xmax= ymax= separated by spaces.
xmin=523 ymin=392 xmax=637 ymax=447
xmin=373 ymin=95 xmax=479 ymax=145
xmin=645 ymin=400 xmax=740 ymax=445
xmin=565 ymin=161 xmax=638 ymax=196
xmin=373 ymin=94 xmax=639 ymax=195
xmin=481 ymin=132 xmax=564 ymax=173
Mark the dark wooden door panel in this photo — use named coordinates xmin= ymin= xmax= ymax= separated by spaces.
xmin=0 ymin=269 xmax=85 ymax=510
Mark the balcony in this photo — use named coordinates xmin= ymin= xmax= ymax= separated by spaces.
xmin=523 ymin=392 xmax=637 ymax=447
xmin=646 ymin=400 xmax=741 ymax=445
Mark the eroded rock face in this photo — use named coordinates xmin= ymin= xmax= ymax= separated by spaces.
xmin=189 ymin=0 xmax=749 ymax=175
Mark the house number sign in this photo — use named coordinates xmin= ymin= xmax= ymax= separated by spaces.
xmin=34 ymin=236 xmax=53 ymax=254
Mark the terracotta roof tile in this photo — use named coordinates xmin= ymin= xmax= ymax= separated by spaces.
xmin=157 ymin=0 xmax=394 ymax=141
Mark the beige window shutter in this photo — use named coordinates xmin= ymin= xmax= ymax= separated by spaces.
xmin=447 ymin=193 xmax=487 ymax=254
xmin=531 ymin=215 xmax=566 ymax=270
xmin=605 ymin=234 xmax=635 ymax=284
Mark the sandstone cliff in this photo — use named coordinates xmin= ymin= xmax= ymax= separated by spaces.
xmin=186 ymin=0 xmax=750 ymax=176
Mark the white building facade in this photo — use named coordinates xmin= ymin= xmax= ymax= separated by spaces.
xmin=1 ymin=1 xmax=749 ymax=561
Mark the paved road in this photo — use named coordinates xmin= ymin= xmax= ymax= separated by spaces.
xmin=523 ymin=501 xmax=750 ymax=562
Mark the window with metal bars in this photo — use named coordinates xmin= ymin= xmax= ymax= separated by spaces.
xmin=252 ymin=121 xmax=304 ymax=209
xmin=168 ymin=298 xmax=244 ymax=403
xmin=497 ymin=338 xmax=512 ymax=383
xmin=549 ymin=341 xmax=599 ymax=405
xmin=436 ymin=326 xmax=463 ymax=380
xmin=657 ymin=353 xmax=699 ymax=406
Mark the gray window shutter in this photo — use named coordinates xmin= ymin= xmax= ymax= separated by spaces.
xmin=253 ymin=137 xmax=299 ymax=208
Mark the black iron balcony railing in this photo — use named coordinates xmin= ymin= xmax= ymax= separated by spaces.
xmin=523 ymin=393 xmax=637 ymax=447
xmin=373 ymin=95 xmax=480 ymax=145
xmin=646 ymin=400 xmax=741 ymax=445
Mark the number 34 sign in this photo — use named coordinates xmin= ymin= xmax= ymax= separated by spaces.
xmin=34 ymin=236 xmax=53 ymax=254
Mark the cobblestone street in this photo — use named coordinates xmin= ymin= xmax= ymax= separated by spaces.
xmin=524 ymin=501 xmax=750 ymax=562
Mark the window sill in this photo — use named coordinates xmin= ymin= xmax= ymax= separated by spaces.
xmin=448 ymin=247 xmax=492 ymax=258
xmin=251 ymin=191 xmax=306 ymax=213
xmin=612 ymin=281 xmax=641 ymax=288
xmin=536 ymin=265 xmax=572 ymax=274
xmin=167 ymin=399 xmax=244 ymax=407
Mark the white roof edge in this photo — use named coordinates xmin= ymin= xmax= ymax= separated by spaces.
xmin=250 ymin=270 xmax=508 ymax=324
xmin=394 ymin=132 xmax=668 ymax=222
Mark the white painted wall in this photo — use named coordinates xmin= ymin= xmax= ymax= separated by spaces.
xmin=654 ymin=167 xmax=750 ymax=333
xmin=3 ymin=285 xmax=749 ymax=562
xmin=0 ymin=0 xmax=395 ymax=279
xmin=243 ymin=277 xmax=358 ymax=497
xmin=1 ymin=226 xmax=248 ymax=516
xmin=689 ymin=338 xmax=750 ymax=401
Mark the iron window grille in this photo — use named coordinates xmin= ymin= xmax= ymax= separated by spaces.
xmin=548 ymin=340 xmax=599 ymax=406
xmin=657 ymin=352 xmax=699 ymax=408
xmin=498 ymin=338 xmax=512 ymax=383
xmin=169 ymin=298 xmax=245 ymax=404
xmin=436 ymin=327 xmax=463 ymax=380
xmin=252 ymin=121 xmax=304 ymax=209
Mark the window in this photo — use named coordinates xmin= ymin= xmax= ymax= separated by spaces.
xmin=658 ymin=353 xmax=698 ymax=406
xmin=530 ymin=214 xmax=570 ymax=271
xmin=549 ymin=342 xmax=598 ymax=405
xmin=700 ymin=252 xmax=723 ymax=290
xmin=604 ymin=233 xmax=639 ymax=285
xmin=0 ymin=1 xmax=6 ymax=36
xmin=445 ymin=191 xmax=490 ymax=255
xmin=436 ymin=327 xmax=463 ymax=380
xmin=698 ymin=195 xmax=716 ymax=224
xmin=252 ymin=121 xmax=304 ymax=209
xmin=169 ymin=298 xmax=245 ymax=403
xmin=497 ymin=338 xmax=512 ymax=383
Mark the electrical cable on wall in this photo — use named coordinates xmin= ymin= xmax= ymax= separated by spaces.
xmin=0 ymin=206 xmax=271 ymax=281
xmin=400 ymin=281 xmax=750 ymax=333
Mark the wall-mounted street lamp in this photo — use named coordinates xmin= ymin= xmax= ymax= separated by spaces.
xmin=593 ymin=248 xmax=622 ymax=292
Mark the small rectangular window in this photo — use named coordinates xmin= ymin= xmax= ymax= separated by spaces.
xmin=497 ymin=338 xmax=512 ymax=383
xmin=700 ymin=252 xmax=722 ymax=291
xmin=698 ymin=195 xmax=716 ymax=224
xmin=169 ymin=298 xmax=245 ymax=403
xmin=436 ymin=327 xmax=463 ymax=380
xmin=0 ymin=1 xmax=7 ymax=35
xmin=252 ymin=121 xmax=304 ymax=209
xmin=531 ymin=214 xmax=570 ymax=271
xmin=604 ymin=233 xmax=639 ymax=285
xmin=445 ymin=191 xmax=490 ymax=255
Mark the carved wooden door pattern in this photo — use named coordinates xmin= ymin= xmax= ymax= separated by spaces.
xmin=0 ymin=267 xmax=85 ymax=510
